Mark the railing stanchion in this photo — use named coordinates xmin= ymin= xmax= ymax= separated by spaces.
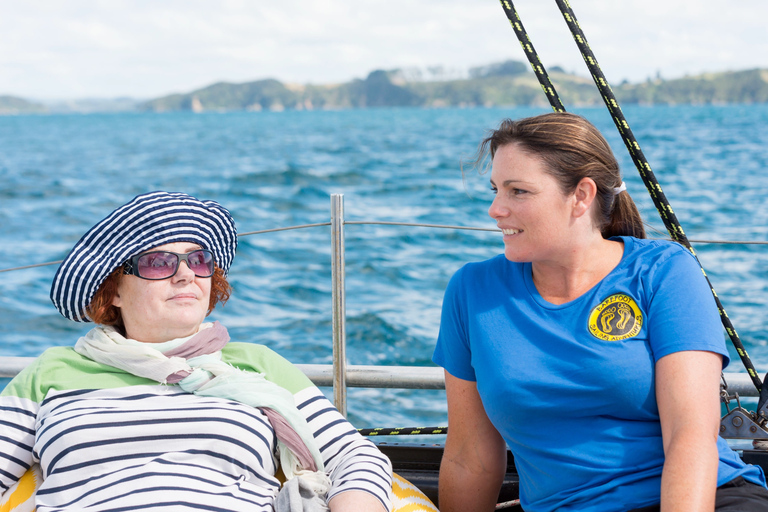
xmin=330 ymin=194 xmax=348 ymax=416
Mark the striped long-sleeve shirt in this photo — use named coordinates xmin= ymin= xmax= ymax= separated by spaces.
xmin=0 ymin=342 xmax=392 ymax=511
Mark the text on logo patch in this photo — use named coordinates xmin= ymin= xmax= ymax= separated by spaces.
xmin=588 ymin=293 xmax=643 ymax=341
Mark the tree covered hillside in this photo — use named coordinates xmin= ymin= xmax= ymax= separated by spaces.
xmin=138 ymin=62 xmax=768 ymax=112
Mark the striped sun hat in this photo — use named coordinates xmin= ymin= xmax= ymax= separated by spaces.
xmin=50 ymin=191 xmax=238 ymax=322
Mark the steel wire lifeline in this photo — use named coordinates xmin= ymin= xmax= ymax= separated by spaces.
xmin=498 ymin=0 xmax=762 ymax=392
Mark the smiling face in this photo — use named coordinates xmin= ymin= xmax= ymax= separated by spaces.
xmin=488 ymin=143 xmax=579 ymax=263
xmin=112 ymin=242 xmax=212 ymax=343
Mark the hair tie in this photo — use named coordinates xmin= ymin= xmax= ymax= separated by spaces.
xmin=613 ymin=182 xmax=627 ymax=195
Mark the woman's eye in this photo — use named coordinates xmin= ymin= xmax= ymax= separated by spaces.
xmin=146 ymin=255 xmax=173 ymax=268
xmin=490 ymin=186 xmax=498 ymax=194
xmin=512 ymin=188 xmax=527 ymax=195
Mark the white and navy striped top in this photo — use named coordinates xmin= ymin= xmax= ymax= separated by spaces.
xmin=0 ymin=343 xmax=392 ymax=511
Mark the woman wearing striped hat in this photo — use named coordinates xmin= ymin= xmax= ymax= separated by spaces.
xmin=0 ymin=191 xmax=392 ymax=512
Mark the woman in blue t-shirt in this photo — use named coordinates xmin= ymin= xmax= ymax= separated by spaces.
xmin=433 ymin=112 xmax=768 ymax=512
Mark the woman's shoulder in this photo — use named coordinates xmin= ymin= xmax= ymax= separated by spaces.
xmin=22 ymin=345 xmax=92 ymax=373
xmin=223 ymin=341 xmax=278 ymax=358
xmin=0 ymin=347 xmax=75 ymax=400
xmin=621 ymin=235 xmax=688 ymax=253
xmin=38 ymin=344 xmax=81 ymax=359
xmin=617 ymin=237 xmax=710 ymax=301
xmin=222 ymin=342 xmax=314 ymax=394
xmin=2 ymin=344 xmax=152 ymax=401
xmin=619 ymin=236 xmax=698 ymax=269
xmin=464 ymin=253 xmax=511 ymax=268
xmin=444 ymin=255 xmax=524 ymax=300
xmin=453 ymin=254 xmax=518 ymax=279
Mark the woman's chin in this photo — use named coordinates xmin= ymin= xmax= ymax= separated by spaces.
xmin=503 ymin=248 xmax=530 ymax=263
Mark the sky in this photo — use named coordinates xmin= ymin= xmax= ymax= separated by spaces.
xmin=2 ymin=0 xmax=767 ymax=101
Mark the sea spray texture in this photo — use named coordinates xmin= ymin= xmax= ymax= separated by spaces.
xmin=1 ymin=105 xmax=768 ymax=428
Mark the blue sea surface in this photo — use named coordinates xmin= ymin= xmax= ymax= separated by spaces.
xmin=1 ymin=105 xmax=768 ymax=430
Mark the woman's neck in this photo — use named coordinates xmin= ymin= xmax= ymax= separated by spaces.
xmin=531 ymin=236 xmax=625 ymax=305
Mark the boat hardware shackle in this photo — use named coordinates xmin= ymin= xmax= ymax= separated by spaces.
xmin=720 ymin=403 xmax=768 ymax=440
xmin=720 ymin=377 xmax=768 ymax=439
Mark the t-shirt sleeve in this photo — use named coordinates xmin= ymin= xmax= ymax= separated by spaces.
xmin=646 ymin=245 xmax=730 ymax=367
xmin=433 ymin=265 xmax=477 ymax=381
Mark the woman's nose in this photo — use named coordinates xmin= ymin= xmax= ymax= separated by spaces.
xmin=172 ymin=259 xmax=196 ymax=282
xmin=488 ymin=196 xmax=507 ymax=220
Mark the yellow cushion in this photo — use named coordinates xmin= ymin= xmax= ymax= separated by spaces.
xmin=392 ymin=472 xmax=438 ymax=512
xmin=1 ymin=465 xmax=438 ymax=512
xmin=0 ymin=465 xmax=40 ymax=512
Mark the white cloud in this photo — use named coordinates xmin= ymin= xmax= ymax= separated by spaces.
xmin=1 ymin=0 xmax=766 ymax=99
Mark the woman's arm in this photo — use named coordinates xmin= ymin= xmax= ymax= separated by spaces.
xmin=327 ymin=490 xmax=388 ymax=512
xmin=295 ymin=386 xmax=393 ymax=511
xmin=439 ymin=371 xmax=507 ymax=512
xmin=656 ymin=350 xmax=723 ymax=512
xmin=224 ymin=344 xmax=393 ymax=509
xmin=1 ymin=366 xmax=41 ymax=495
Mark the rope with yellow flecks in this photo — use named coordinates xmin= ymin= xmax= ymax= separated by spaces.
xmin=357 ymin=426 xmax=448 ymax=436
xmin=498 ymin=0 xmax=565 ymax=113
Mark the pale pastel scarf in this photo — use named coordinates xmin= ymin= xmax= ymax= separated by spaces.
xmin=74 ymin=322 xmax=328 ymax=489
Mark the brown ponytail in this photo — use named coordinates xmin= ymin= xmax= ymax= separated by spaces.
xmin=473 ymin=112 xmax=646 ymax=239
xmin=604 ymin=190 xmax=645 ymax=238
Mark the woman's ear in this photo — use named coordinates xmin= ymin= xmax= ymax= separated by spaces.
xmin=112 ymin=290 xmax=122 ymax=308
xmin=572 ymin=177 xmax=598 ymax=218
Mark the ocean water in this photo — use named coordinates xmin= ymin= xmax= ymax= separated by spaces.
xmin=1 ymin=105 xmax=768 ymax=431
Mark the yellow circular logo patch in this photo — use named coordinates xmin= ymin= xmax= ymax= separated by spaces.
xmin=588 ymin=293 xmax=643 ymax=341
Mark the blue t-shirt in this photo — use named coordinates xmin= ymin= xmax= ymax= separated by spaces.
xmin=433 ymin=236 xmax=765 ymax=512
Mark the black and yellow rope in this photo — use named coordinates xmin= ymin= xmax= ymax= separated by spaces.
xmin=358 ymin=426 xmax=448 ymax=436
xmin=498 ymin=0 xmax=761 ymax=391
xmin=498 ymin=0 xmax=565 ymax=113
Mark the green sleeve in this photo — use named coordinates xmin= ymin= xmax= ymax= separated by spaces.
xmin=1 ymin=347 xmax=156 ymax=401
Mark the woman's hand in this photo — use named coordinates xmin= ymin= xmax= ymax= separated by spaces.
xmin=439 ymin=371 xmax=507 ymax=512
xmin=327 ymin=490 xmax=387 ymax=512
xmin=656 ymin=350 xmax=723 ymax=512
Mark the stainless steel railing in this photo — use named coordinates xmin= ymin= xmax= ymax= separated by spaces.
xmin=331 ymin=194 xmax=348 ymax=416
xmin=0 ymin=357 xmax=446 ymax=389
xmin=0 ymin=356 xmax=759 ymax=397
xmin=0 ymin=194 xmax=764 ymax=416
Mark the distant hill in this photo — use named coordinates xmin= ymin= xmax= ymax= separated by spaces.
xmin=4 ymin=62 xmax=768 ymax=115
xmin=138 ymin=62 xmax=768 ymax=112
xmin=43 ymin=97 xmax=140 ymax=113
xmin=136 ymin=63 xmax=599 ymax=112
xmin=616 ymin=69 xmax=768 ymax=105
xmin=0 ymin=96 xmax=140 ymax=115
xmin=0 ymin=95 xmax=46 ymax=114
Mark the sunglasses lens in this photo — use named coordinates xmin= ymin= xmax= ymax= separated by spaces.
xmin=136 ymin=252 xmax=179 ymax=279
xmin=188 ymin=250 xmax=214 ymax=277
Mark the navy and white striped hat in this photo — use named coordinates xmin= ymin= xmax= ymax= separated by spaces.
xmin=51 ymin=191 xmax=238 ymax=322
